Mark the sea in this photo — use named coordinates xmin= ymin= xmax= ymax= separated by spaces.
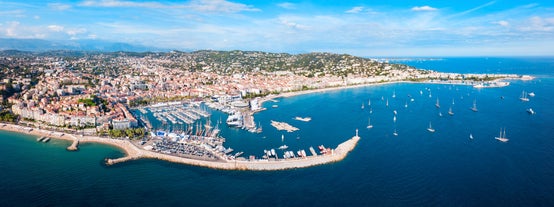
xmin=1 ymin=57 xmax=553 ymax=206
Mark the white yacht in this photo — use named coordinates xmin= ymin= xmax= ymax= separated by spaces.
xmin=520 ymin=91 xmax=530 ymax=102
xmin=427 ymin=122 xmax=435 ymax=133
xmin=448 ymin=106 xmax=454 ymax=116
xmin=470 ymin=99 xmax=478 ymax=112
xmin=495 ymin=128 xmax=509 ymax=142
xmin=366 ymin=118 xmax=373 ymax=129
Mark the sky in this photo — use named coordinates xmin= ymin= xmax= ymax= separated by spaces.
xmin=1 ymin=0 xmax=553 ymax=56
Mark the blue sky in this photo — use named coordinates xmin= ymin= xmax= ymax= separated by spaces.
xmin=1 ymin=0 xmax=553 ymax=56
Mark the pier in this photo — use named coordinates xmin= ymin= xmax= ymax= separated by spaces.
xmin=106 ymin=131 xmax=361 ymax=171
xmin=67 ymin=139 xmax=79 ymax=151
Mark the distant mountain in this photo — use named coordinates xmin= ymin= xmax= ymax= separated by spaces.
xmin=0 ymin=38 xmax=168 ymax=52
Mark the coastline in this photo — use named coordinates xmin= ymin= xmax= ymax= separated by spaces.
xmin=259 ymin=76 xmax=523 ymax=106
xmin=0 ymin=122 xmax=360 ymax=171
xmin=0 ymin=74 xmax=529 ymax=171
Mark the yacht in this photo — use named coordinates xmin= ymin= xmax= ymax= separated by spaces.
xmin=366 ymin=118 xmax=373 ymax=129
xmin=528 ymin=92 xmax=535 ymax=97
xmin=278 ymin=145 xmax=289 ymax=150
xmin=427 ymin=122 xmax=435 ymax=133
xmin=520 ymin=91 xmax=530 ymax=102
xmin=495 ymin=128 xmax=509 ymax=142
xmin=448 ymin=106 xmax=454 ymax=116
xmin=470 ymin=99 xmax=478 ymax=112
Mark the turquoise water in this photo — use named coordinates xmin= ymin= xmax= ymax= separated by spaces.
xmin=1 ymin=57 xmax=553 ymax=206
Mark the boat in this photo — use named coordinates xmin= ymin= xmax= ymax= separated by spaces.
xmin=368 ymin=99 xmax=371 ymax=106
xmin=281 ymin=134 xmax=284 ymax=142
xmin=469 ymin=133 xmax=474 ymax=140
xmin=435 ymin=98 xmax=440 ymax=108
xmin=361 ymin=102 xmax=365 ymax=109
xmin=393 ymin=110 xmax=397 ymax=115
xmin=526 ymin=108 xmax=536 ymax=115
xmin=438 ymin=112 xmax=443 ymax=117
xmin=392 ymin=90 xmax=396 ymax=98
xmin=528 ymin=92 xmax=535 ymax=97
xmin=393 ymin=115 xmax=397 ymax=123
xmin=446 ymin=108 xmax=453 ymax=116
xmin=393 ymin=128 xmax=398 ymax=136
xmin=404 ymin=101 xmax=408 ymax=108
xmin=278 ymin=145 xmax=289 ymax=150
xmin=42 ymin=137 xmax=50 ymax=142
xmin=386 ymin=99 xmax=389 ymax=107
xmin=427 ymin=122 xmax=435 ymax=133
xmin=294 ymin=116 xmax=312 ymax=122
xmin=272 ymin=105 xmax=279 ymax=108
xmin=470 ymin=99 xmax=478 ymax=112
xmin=452 ymin=98 xmax=455 ymax=105
xmin=495 ymin=128 xmax=509 ymax=142
xmin=366 ymin=118 xmax=373 ymax=129
xmin=520 ymin=91 xmax=530 ymax=102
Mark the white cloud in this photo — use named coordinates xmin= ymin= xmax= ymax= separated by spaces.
xmin=346 ymin=6 xmax=364 ymax=14
xmin=411 ymin=6 xmax=437 ymax=12
xmin=520 ymin=16 xmax=554 ymax=32
xmin=48 ymin=25 xmax=64 ymax=32
xmin=66 ymin=28 xmax=87 ymax=36
xmin=494 ymin=20 xmax=509 ymax=27
xmin=280 ymin=19 xmax=308 ymax=30
xmin=277 ymin=2 xmax=296 ymax=10
xmin=49 ymin=3 xmax=72 ymax=11
xmin=187 ymin=0 xmax=260 ymax=13
xmin=79 ymin=0 xmax=260 ymax=13
xmin=34 ymin=15 xmax=40 ymax=20
xmin=5 ymin=21 xmax=20 ymax=37
xmin=0 ymin=9 xmax=25 ymax=18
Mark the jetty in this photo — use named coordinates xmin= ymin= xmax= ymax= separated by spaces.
xmin=67 ymin=139 xmax=79 ymax=151
xmin=106 ymin=130 xmax=361 ymax=171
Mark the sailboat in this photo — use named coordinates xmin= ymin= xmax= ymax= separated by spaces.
xmin=368 ymin=99 xmax=371 ymax=106
xmin=452 ymin=98 xmax=455 ymax=105
xmin=470 ymin=99 xmax=478 ymax=112
xmin=361 ymin=102 xmax=365 ymax=109
xmin=448 ymin=106 xmax=454 ymax=116
xmin=519 ymin=91 xmax=530 ymax=102
xmin=386 ymin=99 xmax=389 ymax=107
xmin=392 ymin=90 xmax=396 ymax=98
xmin=366 ymin=118 xmax=373 ymax=129
xmin=495 ymin=128 xmax=509 ymax=142
xmin=469 ymin=133 xmax=474 ymax=140
xmin=281 ymin=134 xmax=285 ymax=142
xmin=435 ymin=98 xmax=440 ymax=108
xmin=427 ymin=122 xmax=435 ymax=133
